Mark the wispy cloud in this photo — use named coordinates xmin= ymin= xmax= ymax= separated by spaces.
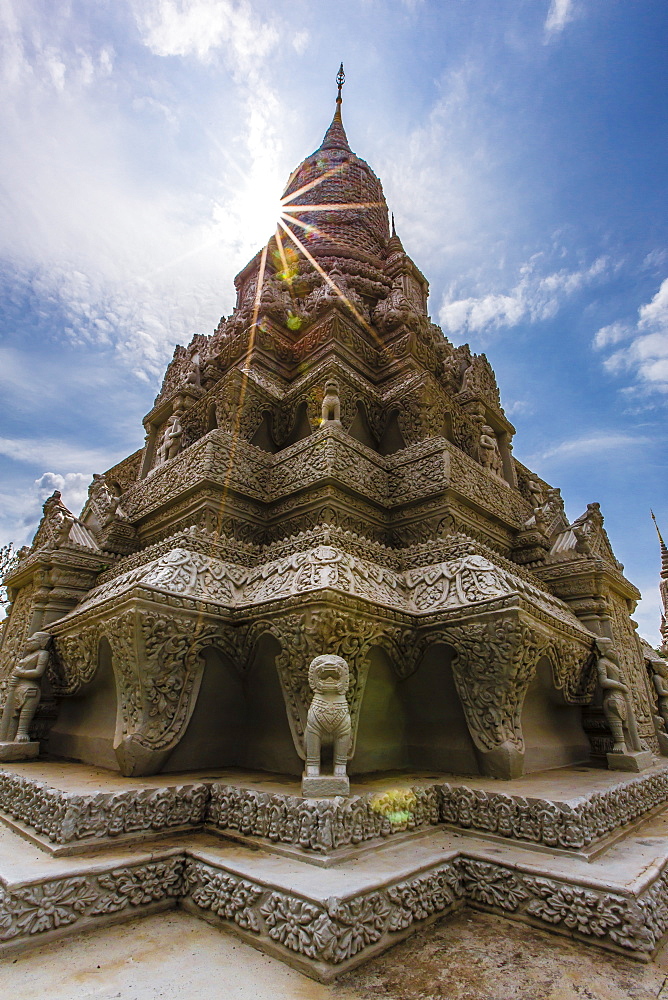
xmin=0 ymin=437 xmax=123 ymax=473
xmin=544 ymin=0 xmax=576 ymax=38
xmin=133 ymin=0 xmax=278 ymax=66
xmin=0 ymin=0 xmax=291 ymax=380
xmin=536 ymin=432 xmax=650 ymax=463
xmin=594 ymin=278 xmax=668 ymax=396
xmin=439 ymin=254 xmax=609 ymax=337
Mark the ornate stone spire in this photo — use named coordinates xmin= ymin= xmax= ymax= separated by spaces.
xmin=319 ymin=62 xmax=351 ymax=152
xmin=386 ymin=213 xmax=405 ymax=258
xmin=652 ymin=511 xmax=668 ymax=578
xmin=652 ymin=511 xmax=668 ymax=653
xmin=280 ymin=64 xmax=390 ymax=264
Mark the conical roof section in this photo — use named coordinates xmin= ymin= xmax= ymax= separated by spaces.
xmin=319 ymin=100 xmax=351 ymax=152
xmin=385 ymin=213 xmax=406 ymax=258
xmin=280 ymin=69 xmax=390 ymax=265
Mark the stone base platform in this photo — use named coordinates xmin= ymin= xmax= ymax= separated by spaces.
xmin=0 ymin=741 xmax=39 ymax=762
xmin=2 ymin=760 xmax=668 ymax=859
xmin=2 ymin=760 xmax=668 ymax=979
xmin=0 ymin=801 xmax=668 ymax=978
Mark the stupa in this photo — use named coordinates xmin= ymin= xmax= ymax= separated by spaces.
xmin=1 ymin=69 xmax=668 ymax=980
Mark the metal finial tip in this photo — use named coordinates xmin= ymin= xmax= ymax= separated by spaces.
xmin=391 ymin=212 xmax=396 ymax=236
xmin=336 ymin=63 xmax=345 ymax=99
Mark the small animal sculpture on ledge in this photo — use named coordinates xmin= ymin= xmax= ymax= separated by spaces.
xmin=302 ymin=654 xmax=352 ymax=797
xmin=321 ymin=380 xmax=341 ymax=425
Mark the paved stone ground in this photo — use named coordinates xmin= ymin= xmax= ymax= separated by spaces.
xmin=2 ymin=908 xmax=668 ymax=1000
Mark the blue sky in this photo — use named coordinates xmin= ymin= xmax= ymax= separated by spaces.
xmin=0 ymin=0 xmax=666 ymax=643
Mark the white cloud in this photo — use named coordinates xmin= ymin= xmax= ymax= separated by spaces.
xmin=439 ymin=254 xmax=609 ymax=336
xmin=592 ymin=321 xmax=631 ymax=350
xmin=503 ymin=399 xmax=534 ymax=418
xmin=536 ymin=432 xmax=649 ymax=463
xmin=134 ymin=0 xmax=278 ymax=67
xmin=0 ymin=437 xmax=123 ymax=473
xmin=594 ymin=278 xmax=668 ymax=395
xmin=35 ymin=472 xmax=91 ymax=514
xmin=544 ymin=0 xmax=576 ymax=37
xmin=374 ymin=62 xmax=510 ymax=274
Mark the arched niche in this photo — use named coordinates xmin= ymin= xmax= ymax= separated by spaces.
xmin=400 ymin=642 xmax=479 ymax=775
xmin=240 ymin=633 xmax=303 ymax=776
xmin=162 ymin=646 xmax=246 ymax=772
xmin=282 ymin=400 xmax=312 ymax=448
xmin=348 ymin=401 xmax=379 ymax=452
xmin=48 ymin=637 xmax=119 ymax=770
xmin=441 ymin=413 xmax=455 ymax=444
xmin=206 ymin=401 xmax=218 ymax=433
xmin=250 ymin=411 xmax=278 ymax=453
xmin=520 ymin=655 xmax=590 ymax=772
xmin=351 ymin=646 xmax=407 ymax=774
xmin=379 ymin=409 xmax=407 ymax=455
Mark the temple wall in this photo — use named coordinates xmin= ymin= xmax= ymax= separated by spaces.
xmin=608 ymin=595 xmax=657 ymax=751
xmin=162 ymin=647 xmax=246 ymax=772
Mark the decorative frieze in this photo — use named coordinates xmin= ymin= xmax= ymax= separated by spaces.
xmin=0 ymin=857 xmax=183 ymax=946
xmin=2 ymin=766 xmax=668 ymax=855
xmin=0 ymin=771 xmax=209 ymax=844
xmin=0 ymin=844 xmax=664 ymax=968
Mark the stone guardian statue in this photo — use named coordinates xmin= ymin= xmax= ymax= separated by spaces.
xmin=301 ymin=654 xmax=352 ymax=797
xmin=595 ymin=637 xmax=652 ymax=771
xmin=0 ymin=631 xmax=51 ymax=760
xmin=479 ymin=425 xmax=504 ymax=478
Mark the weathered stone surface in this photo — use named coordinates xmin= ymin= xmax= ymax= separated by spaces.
xmin=0 ymin=742 xmax=39 ymax=761
xmin=607 ymin=750 xmax=654 ymax=772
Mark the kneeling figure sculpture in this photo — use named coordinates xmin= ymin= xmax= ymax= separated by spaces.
xmin=302 ymin=654 xmax=352 ymax=797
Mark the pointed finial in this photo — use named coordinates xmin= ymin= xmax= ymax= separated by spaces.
xmin=652 ymin=510 xmax=665 ymax=544
xmin=652 ymin=510 xmax=668 ymax=576
xmin=391 ymin=212 xmax=396 ymax=237
xmin=336 ymin=63 xmax=345 ymax=104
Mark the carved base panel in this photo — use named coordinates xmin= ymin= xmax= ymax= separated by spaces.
xmin=475 ymin=741 xmax=524 ymax=780
xmin=607 ymin=750 xmax=654 ymax=772
xmin=301 ymin=774 xmax=350 ymax=797
xmin=0 ymin=742 xmax=39 ymax=762
xmin=49 ymin=583 xmax=595 ymax=781
xmin=3 ymin=761 xmax=668 ymax=859
xmin=1 ymin=817 xmax=668 ymax=976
